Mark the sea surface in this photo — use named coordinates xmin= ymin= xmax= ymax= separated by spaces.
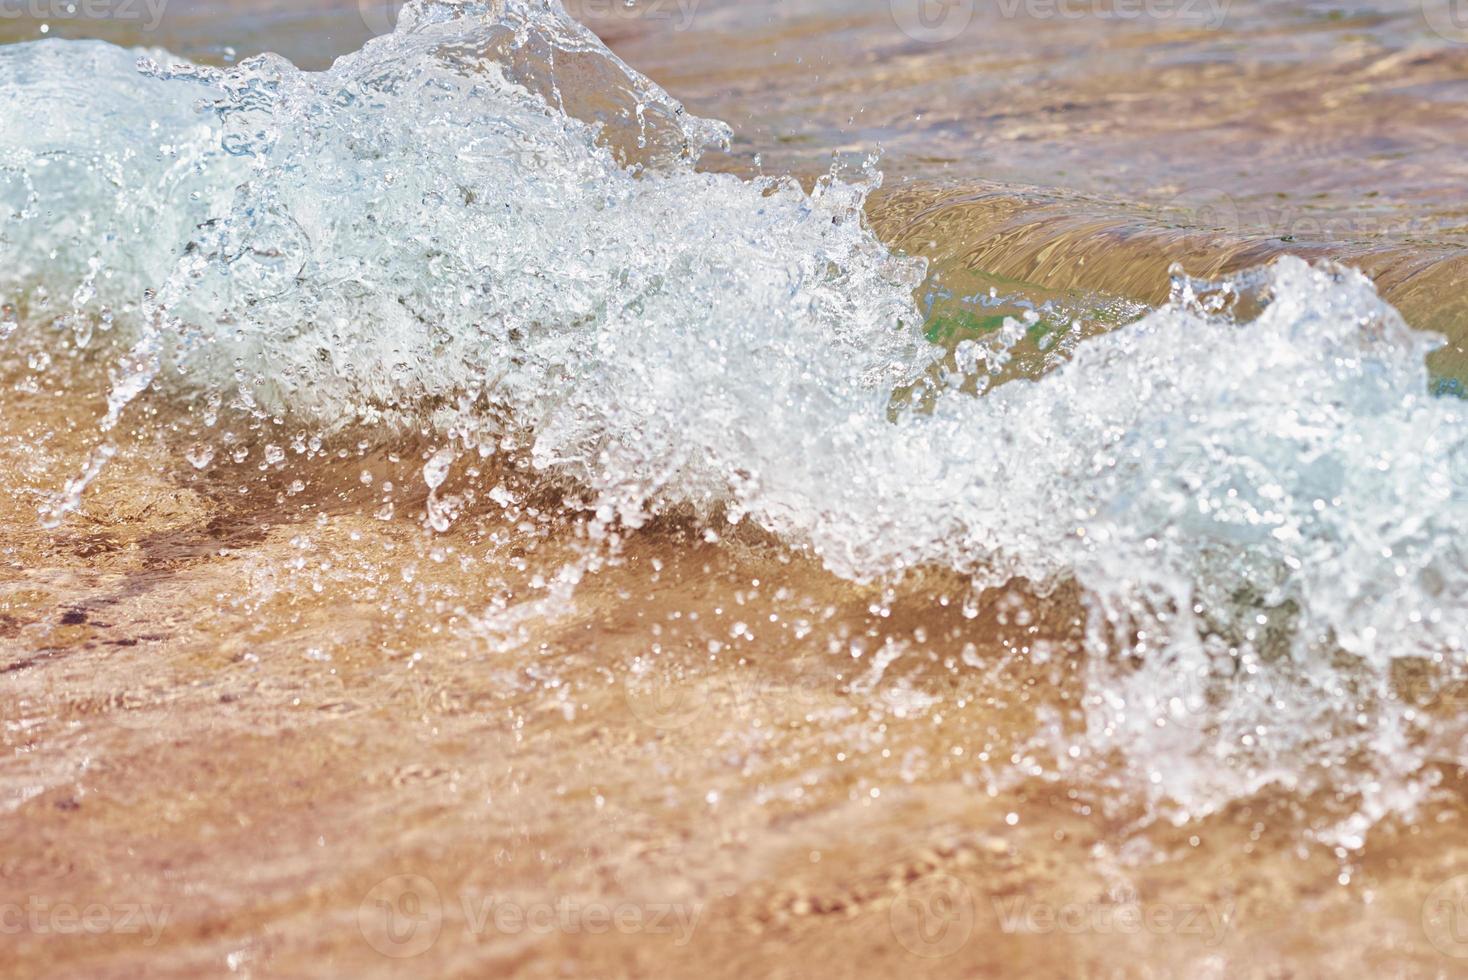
xmin=2 ymin=1 xmax=1468 ymax=976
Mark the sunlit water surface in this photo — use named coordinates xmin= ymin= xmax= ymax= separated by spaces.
xmin=2 ymin=1 xmax=1468 ymax=976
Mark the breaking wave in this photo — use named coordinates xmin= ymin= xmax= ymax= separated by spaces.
xmin=2 ymin=0 xmax=1465 ymax=844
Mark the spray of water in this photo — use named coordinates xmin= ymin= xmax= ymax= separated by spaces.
xmin=1 ymin=0 xmax=1464 ymax=844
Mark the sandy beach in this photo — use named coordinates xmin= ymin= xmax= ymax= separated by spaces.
xmin=4 ymin=2 xmax=1468 ymax=976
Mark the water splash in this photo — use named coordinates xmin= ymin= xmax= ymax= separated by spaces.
xmin=1 ymin=0 xmax=1465 ymax=843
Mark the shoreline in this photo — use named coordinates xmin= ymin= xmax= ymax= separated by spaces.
xmin=3 ymin=371 xmax=1466 ymax=976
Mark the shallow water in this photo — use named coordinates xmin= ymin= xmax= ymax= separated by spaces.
xmin=2 ymin=1 xmax=1468 ymax=977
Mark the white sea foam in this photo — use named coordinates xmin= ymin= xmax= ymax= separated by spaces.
xmin=1 ymin=0 xmax=1464 ymax=842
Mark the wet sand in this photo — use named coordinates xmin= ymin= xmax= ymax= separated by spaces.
xmin=4 ymin=1 xmax=1468 ymax=976
xmin=3 ymin=348 xmax=1468 ymax=978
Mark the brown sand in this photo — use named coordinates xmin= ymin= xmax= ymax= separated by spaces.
xmin=2 ymin=343 xmax=1467 ymax=979
xmin=3 ymin=2 xmax=1468 ymax=975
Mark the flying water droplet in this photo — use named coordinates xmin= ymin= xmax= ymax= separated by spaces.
xmin=185 ymin=444 xmax=216 ymax=469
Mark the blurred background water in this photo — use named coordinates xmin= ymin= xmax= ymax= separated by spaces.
xmin=8 ymin=0 xmax=1467 ymax=373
